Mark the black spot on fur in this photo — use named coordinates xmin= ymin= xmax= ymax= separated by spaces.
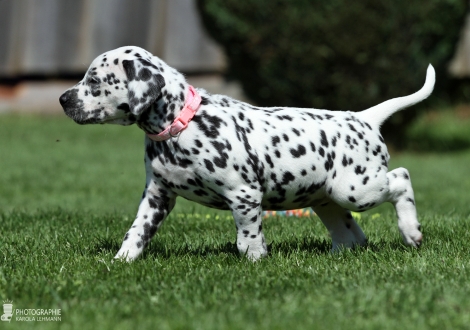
xmin=310 ymin=142 xmax=316 ymax=152
xmin=320 ymin=130 xmax=329 ymax=147
xmin=122 ymin=60 xmax=136 ymax=80
xmin=193 ymin=112 xmax=225 ymax=139
xmin=281 ymin=172 xmax=295 ymax=185
xmin=204 ymin=159 xmax=215 ymax=172
xmin=355 ymin=165 xmax=367 ymax=175
xmin=324 ymin=153 xmax=334 ymax=171
xmin=200 ymin=96 xmax=211 ymax=105
xmin=117 ymin=103 xmax=130 ymax=113
xmin=139 ymin=68 xmax=152 ymax=81
xmin=290 ymin=144 xmax=306 ymax=158
xmin=272 ymin=136 xmax=281 ymax=147
xmin=265 ymin=154 xmax=274 ymax=168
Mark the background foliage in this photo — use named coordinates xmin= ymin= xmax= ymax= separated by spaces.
xmin=197 ymin=0 xmax=467 ymax=146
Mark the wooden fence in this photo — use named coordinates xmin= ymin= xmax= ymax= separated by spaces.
xmin=0 ymin=0 xmax=225 ymax=77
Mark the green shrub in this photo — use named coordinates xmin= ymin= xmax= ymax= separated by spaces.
xmin=406 ymin=108 xmax=470 ymax=151
xmin=197 ymin=0 xmax=467 ymax=147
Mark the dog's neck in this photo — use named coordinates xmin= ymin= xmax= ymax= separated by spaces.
xmin=136 ymin=63 xmax=189 ymax=135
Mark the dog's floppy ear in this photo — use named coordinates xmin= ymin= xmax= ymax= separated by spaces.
xmin=122 ymin=59 xmax=166 ymax=116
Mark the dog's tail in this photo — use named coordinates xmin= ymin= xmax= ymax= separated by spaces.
xmin=358 ymin=64 xmax=435 ymax=128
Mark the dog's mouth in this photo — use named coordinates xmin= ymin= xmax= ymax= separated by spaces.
xmin=73 ymin=115 xmax=101 ymax=125
xmin=62 ymin=106 xmax=102 ymax=125
xmin=63 ymin=107 xmax=135 ymax=126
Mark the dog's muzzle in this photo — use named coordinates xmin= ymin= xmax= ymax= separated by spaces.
xmin=59 ymin=89 xmax=97 ymax=124
xmin=59 ymin=89 xmax=80 ymax=109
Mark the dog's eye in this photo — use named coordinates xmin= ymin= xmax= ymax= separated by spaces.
xmin=87 ymin=76 xmax=101 ymax=85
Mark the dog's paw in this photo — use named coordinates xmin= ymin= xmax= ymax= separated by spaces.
xmin=245 ymin=248 xmax=268 ymax=262
xmin=114 ymin=249 xmax=139 ymax=262
xmin=238 ymin=242 xmax=268 ymax=262
xmin=400 ymin=225 xmax=423 ymax=248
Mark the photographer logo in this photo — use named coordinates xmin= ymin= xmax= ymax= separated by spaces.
xmin=1 ymin=300 xmax=61 ymax=322
xmin=1 ymin=301 xmax=13 ymax=322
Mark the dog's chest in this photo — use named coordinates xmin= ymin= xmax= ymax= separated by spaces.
xmin=146 ymin=139 xmax=232 ymax=209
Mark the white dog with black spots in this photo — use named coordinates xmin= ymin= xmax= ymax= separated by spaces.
xmin=59 ymin=46 xmax=435 ymax=261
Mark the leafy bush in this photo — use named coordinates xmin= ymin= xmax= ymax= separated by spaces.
xmin=197 ymin=0 xmax=467 ymax=147
xmin=406 ymin=108 xmax=470 ymax=151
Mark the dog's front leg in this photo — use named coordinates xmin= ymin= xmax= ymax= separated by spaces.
xmin=114 ymin=185 xmax=176 ymax=262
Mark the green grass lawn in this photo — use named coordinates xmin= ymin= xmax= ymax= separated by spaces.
xmin=1 ymin=114 xmax=470 ymax=329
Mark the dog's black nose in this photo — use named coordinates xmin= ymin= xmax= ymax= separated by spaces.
xmin=59 ymin=92 xmax=69 ymax=106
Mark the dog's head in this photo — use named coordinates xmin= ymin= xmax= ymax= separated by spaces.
xmin=59 ymin=46 xmax=167 ymax=125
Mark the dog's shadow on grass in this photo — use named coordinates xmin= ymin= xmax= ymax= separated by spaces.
xmin=90 ymin=236 xmax=393 ymax=260
xmin=91 ymin=235 xmax=410 ymax=260
xmin=143 ymin=237 xmax=335 ymax=259
xmin=91 ymin=237 xmax=239 ymax=259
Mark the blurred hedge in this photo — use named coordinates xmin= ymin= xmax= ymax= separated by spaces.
xmin=197 ymin=0 xmax=467 ymax=147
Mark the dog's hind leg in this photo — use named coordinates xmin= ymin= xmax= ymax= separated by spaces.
xmin=313 ymin=201 xmax=367 ymax=252
xmin=385 ymin=168 xmax=422 ymax=247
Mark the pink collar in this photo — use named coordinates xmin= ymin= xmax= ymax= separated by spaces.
xmin=146 ymin=85 xmax=201 ymax=141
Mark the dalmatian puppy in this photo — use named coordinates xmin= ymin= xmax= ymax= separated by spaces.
xmin=59 ymin=46 xmax=435 ymax=261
